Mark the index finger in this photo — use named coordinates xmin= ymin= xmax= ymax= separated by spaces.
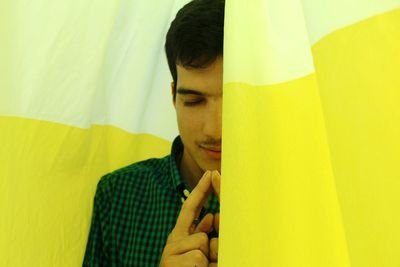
xmin=174 ymin=170 xmax=212 ymax=236
xmin=211 ymin=170 xmax=221 ymax=202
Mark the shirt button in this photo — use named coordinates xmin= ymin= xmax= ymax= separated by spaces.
xmin=183 ymin=189 xmax=190 ymax=197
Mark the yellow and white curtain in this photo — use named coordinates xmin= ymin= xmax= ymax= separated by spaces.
xmin=221 ymin=0 xmax=400 ymax=266
xmin=1 ymin=0 xmax=400 ymax=266
xmin=0 ymin=0 xmax=189 ymax=266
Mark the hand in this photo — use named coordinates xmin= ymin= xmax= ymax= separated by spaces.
xmin=209 ymin=171 xmax=221 ymax=267
xmin=159 ymin=171 xmax=214 ymax=267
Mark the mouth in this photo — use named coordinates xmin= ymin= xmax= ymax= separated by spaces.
xmin=200 ymin=146 xmax=222 ymax=160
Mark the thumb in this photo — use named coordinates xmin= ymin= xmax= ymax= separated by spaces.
xmin=192 ymin=213 xmax=214 ymax=234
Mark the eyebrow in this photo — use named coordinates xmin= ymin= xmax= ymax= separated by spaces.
xmin=176 ymin=88 xmax=206 ymax=96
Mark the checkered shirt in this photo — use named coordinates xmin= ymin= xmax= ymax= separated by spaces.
xmin=82 ymin=136 xmax=220 ymax=266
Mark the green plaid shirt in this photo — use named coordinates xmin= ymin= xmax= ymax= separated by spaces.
xmin=83 ymin=136 xmax=220 ymax=267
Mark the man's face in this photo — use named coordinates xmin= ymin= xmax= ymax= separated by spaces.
xmin=173 ymin=57 xmax=223 ymax=174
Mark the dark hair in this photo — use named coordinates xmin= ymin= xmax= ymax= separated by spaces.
xmin=165 ymin=0 xmax=224 ymax=98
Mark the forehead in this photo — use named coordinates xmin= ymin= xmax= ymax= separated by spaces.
xmin=176 ymin=57 xmax=223 ymax=96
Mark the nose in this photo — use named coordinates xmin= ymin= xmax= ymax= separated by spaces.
xmin=203 ymin=98 xmax=222 ymax=140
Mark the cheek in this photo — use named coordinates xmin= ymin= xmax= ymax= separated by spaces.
xmin=176 ymin=108 xmax=203 ymax=135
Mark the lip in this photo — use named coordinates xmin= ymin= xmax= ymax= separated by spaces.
xmin=201 ymin=146 xmax=222 ymax=160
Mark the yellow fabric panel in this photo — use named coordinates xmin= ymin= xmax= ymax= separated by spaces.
xmin=220 ymin=75 xmax=350 ymax=267
xmin=220 ymin=8 xmax=400 ymax=267
xmin=312 ymin=8 xmax=400 ymax=266
xmin=0 ymin=116 xmax=171 ymax=266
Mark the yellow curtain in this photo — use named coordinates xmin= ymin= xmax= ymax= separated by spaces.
xmin=220 ymin=0 xmax=400 ymax=266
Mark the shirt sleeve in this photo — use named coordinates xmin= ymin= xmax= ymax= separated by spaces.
xmin=82 ymin=176 xmax=112 ymax=267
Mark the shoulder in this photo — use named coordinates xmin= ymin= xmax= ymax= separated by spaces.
xmin=96 ymin=156 xmax=172 ymax=199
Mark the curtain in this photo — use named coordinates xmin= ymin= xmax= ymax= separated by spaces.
xmin=0 ymin=0 xmax=189 ymax=266
xmin=221 ymin=0 xmax=400 ymax=266
xmin=2 ymin=0 xmax=400 ymax=266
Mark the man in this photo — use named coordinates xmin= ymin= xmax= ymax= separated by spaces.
xmin=83 ymin=0 xmax=224 ymax=266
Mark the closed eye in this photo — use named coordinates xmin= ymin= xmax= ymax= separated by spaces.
xmin=183 ymin=99 xmax=204 ymax=106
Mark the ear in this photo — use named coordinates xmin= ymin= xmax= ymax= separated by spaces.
xmin=171 ymin=81 xmax=176 ymax=106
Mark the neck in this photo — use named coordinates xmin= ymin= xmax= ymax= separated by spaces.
xmin=179 ymin=149 xmax=203 ymax=190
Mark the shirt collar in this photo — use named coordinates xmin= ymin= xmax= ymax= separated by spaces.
xmin=169 ymin=135 xmax=185 ymax=190
xmin=169 ymin=136 xmax=193 ymax=204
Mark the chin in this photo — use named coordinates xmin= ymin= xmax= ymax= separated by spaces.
xmin=200 ymin=160 xmax=221 ymax=173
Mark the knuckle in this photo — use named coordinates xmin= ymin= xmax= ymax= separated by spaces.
xmin=191 ymin=249 xmax=206 ymax=263
xmin=210 ymin=248 xmax=218 ymax=259
xmin=166 ymin=232 xmax=176 ymax=243
xmin=180 ymin=201 xmax=190 ymax=211
xmin=182 ymin=207 xmax=195 ymax=218
xmin=197 ymin=232 xmax=209 ymax=244
xmin=209 ymin=238 xmax=219 ymax=261
xmin=167 ymin=230 xmax=182 ymax=244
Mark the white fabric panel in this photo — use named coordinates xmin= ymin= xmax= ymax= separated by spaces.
xmin=91 ymin=0 xmax=190 ymax=140
xmin=224 ymin=0 xmax=315 ymax=86
xmin=302 ymin=0 xmax=400 ymax=44
xmin=0 ymin=0 xmax=190 ymax=141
